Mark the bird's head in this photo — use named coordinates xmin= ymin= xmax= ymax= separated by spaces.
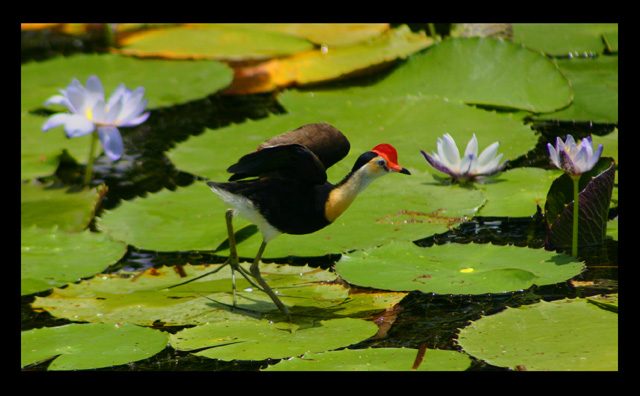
xmin=351 ymin=143 xmax=411 ymax=177
xmin=325 ymin=143 xmax=411 ymax=223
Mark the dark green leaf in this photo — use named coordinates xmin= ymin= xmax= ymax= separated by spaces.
xmin=545 ymin=157 xmax=616 ymax=250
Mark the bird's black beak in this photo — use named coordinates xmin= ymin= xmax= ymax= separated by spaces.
xmin=399 ymin=167 xmax=411 ymax=175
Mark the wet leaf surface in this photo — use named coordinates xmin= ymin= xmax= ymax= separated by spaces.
xmin=337 ymin=241 xmax=584 ymax=295
xmin=458 ymin=297 xmax=618 ymax=370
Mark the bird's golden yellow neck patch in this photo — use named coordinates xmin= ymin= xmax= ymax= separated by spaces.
xmin=324 ymin=183 xmax=359 ymax=223
xmin=324 ymin=160 xmax=382 ymax=222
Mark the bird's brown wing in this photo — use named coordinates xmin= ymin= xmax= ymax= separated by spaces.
xmin=258 ymin=122 xmax=350 ymax=170
xmin=227 ymin=144 xmax=328 ymax=184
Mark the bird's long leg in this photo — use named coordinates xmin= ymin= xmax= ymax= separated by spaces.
xmin=225 ymin=209 xmax=239 ymax=306
xmin=224 ymin=209 xmax=264 ymax=305
xmin=250 ymin=241 xmax=291 ymax=322
xmin=167 ymin=210 xmax=260 ymax=295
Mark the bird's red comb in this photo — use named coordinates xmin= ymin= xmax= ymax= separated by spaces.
xmin=371 ymin=143 xmax=399 ymax=165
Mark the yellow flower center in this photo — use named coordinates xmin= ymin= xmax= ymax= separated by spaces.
xmin=85 ymin=107 xmax=93 ymax=121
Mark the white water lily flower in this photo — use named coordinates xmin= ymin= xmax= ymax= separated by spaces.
xmin=420 ymin=133 xmax=508 ymax=183
xmin=547 ymin=135 xmax=603 ymax=176
xmin=42 ymin=75 xmax=150 ymax=161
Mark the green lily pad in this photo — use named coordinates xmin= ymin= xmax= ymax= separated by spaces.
xmin=606 ymin=217 xmax=618 ymax=241
xmin=21 ymin=113 xmax=81 ymax=180
xmin=337 ymin=241 xmax=584 ymax=295
xmin=457 ymin=298 xmax=618 ymax=371
xmin=264 ymin=347 xmax=472 ymax=371
xmin=509 ymin=24 xmax=618 ymax=123
xmin=475 ymin=167 xmax=564 ymax=217
xmin=232 ymin=23 xmax=391 ymax=47
xmin=21 ymin=181 xmax=104 ymax=232
xmin=593 ymin=129 xmax=619 ymax=172
xmin=97 ymin=181 xmax=222 ymax=253
xmin=512 ymin=23 xmax=618 ymax=56
xmin=21 ymin=53 xmax=233 ymax=112
xmin=32 ymin=263 xmax=407 ymax=325
xmin=21 ymin=323 xmax=168 ymax=370
xmin=587 ymin=293 xmax=618 ymax=313
xmin=118 ymin=24 xmax=315 ymax=60
xmin=169 ymin=318 xmax=379 ymax=361
xmin=533 ymin=56 xmax=618 ymax=124
xmin=603 ymin=30 xmax=618 ymax=53
xmin=21 ymin=226 xmax=127 ymax=295
xmin=594 ymin=130 xmax=619 ymax=211
xmin=374 ymin=37 xmax=572 ymax=112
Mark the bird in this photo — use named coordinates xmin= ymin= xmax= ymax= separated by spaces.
xmin=206 ymin=122 xmax=410 ymax=321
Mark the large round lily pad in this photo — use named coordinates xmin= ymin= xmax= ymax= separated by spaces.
xmin=512 ymin=23 xmax=618 ymax=56
xmin=21 ymin=181 xmax=105 ymax=232
xmin=336 ymin=241 xmax=584 ymax=295
xmin=374 ymin=36 xmax=573 ymax=112
xmin=21 ymin=226 xmax=127 ymax=295
xmin=117 ymin=24 xmax=314 ymax=60
xmin=21 ymin=323 xmax=168 ymax=370
xmin=532 ymin=56 xmax=618 ymax=124
xmin=170 ymin=318 xmax=379 ymax=361
xmin=457 ymin=297 xmax=618 ymax=371
xmin=32 ymin=263 xmax=407 ymax=325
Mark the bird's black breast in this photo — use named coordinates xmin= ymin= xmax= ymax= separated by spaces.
xmin=212 ymin=179 xmax=335 ymax=235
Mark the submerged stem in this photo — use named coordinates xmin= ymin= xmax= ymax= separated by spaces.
xmin=83 ymin=130 xmax=98 ymax=187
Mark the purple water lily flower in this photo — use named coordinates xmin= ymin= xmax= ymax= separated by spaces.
xmin=547 ymin=134 xmax=605 ymax=257
xmin=420 ymin=133 xmax=508 ymax=183
xmin=547 ymin=135 xmax=603 ymax=176
xmin=42 ymin=75 xmax=150 ymax=161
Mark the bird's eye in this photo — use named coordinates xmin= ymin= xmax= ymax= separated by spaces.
xmin=377 ymin=159 xmax=387 ymax=168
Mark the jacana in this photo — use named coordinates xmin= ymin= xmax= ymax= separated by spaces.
xmin=207 ymin=122 xmax=410 ymax=320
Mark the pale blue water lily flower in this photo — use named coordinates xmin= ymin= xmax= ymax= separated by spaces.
xmin=547 ymin=135 xmax=603 ymax=176
xmin=42 ymin=75 xmax=150 ymax=161
xmin=420 ymin=133 xmax=508 ymax=183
